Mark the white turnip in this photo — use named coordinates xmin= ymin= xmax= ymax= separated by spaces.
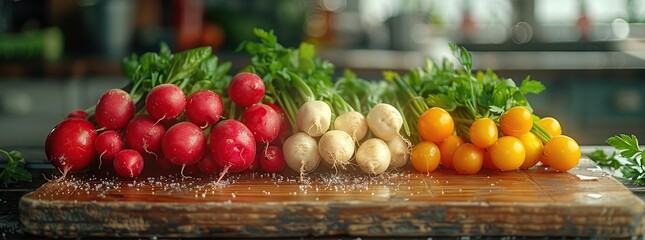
xmin=333 ymin=111 xmax=367 ymax=143
xmin=318 ymin=130 xmax=355 ymax=170
xmin=387 ymin=136 xmax=410 ymax=168
xmin=356 ymin=138 xmax=391 ymax=175
xmin=283 ymin=132 xmax=320 ymax=177
xmin=296 ymin=100 xmax=331 ymax=137
xmin=366 ymin=103 xmax=403 ymax=141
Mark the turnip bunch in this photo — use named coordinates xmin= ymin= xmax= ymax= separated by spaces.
xmin=241 ymin=29 xmax=409 ymax=176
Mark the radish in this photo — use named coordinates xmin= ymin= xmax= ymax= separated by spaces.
xmin=266 ymin=103 xmax=290 ymax=145
xmin=152 ymin=154 xmax=175 ymax=170
xmin=283 ymin=132 xmax=321 ymax=177
xmin=241 ymin=103 xmax=280 ymax=144
xmin=318 ymin=130 xmax=355 ymax=170
xmin=95 ymin=89 xmax=135 ymax=130
xmin=260 ymin=145 xmax=286 ymax=173
xmin=145 ymin=84 xmax=186 ymax=122
xmin=95 ymin=130 xmax=123 ymax=168
xmin=297 ymin=100 xmax=331 ymax=137
xmin=124 ymin=116 xmax=166 ymax=155
xmin=186 ymin=90 xmax=223 ymax=128
xmin=333 ymin=111 xmax=368 ymax=143
xmin=45 ymin=118 xmax=97 ymax=179
xmin=113 ymin=149 xmax=144 ymax=178
xmin=228 ymin=72 xmax=265 ymax=107
xmin=198 ymin=149 xmax=219 ymax=175
xmin=356 ymin=138 xmax=391 ymax=175
xmin=162 ymin=122 xmax=206 ymax=176
xmin=209 ymin=120 xmax=256 ymax=181
xmin=247 ymin=149 xmax=262 ymax=173
xmin=387 ymin=136 xmax=410 ymax=168
xmin=366 ymin=103 xmax=403 ymax=141
xmin=67 ymin=109 xmax=88 ymax=119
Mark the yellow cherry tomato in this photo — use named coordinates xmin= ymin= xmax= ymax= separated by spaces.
xmin=543 ymin=135 xmax=580 ymax=172
xmin=489 ymin=136 xmax=525 ymax=171
xmin=418 ymin=107 xmax=454 ymax=143
xmin=482 ymin=148 xmax=497 ymax=170
xmin=438 ymin=135 xmax=464 ymax=170
xmin=538 ymin=117 xmax=562 ymax=137
xmin=469 ymin=117 xmax=498 ymax=148
xmin=500 ymin=106 xmax=533 ymax=138
xmin=518 ymin=132 xmax=544 ymax=170
xmin=410 ymin=141 xmax=441 ymax=173
xmin=452 ymin=143 xmax=484 ymax=175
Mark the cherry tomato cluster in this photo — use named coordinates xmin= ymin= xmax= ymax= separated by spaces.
xmin=411 ymin=106 xmax=581 ymax=174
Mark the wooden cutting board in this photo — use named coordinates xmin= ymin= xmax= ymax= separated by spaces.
xmin=19 ymin=158 xmax=645 ymax=238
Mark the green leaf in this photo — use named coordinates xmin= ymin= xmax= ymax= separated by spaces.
xmin=607 ymin=134 xmax=641 ymax=159
xmin=519 ymin=76 xmax=545 ymax=94
xmin=449 ymin=43 xmax=472 ymax=73
xmin=621 ymin=166 xmax=640 ymax=179
xmin=166 ymin=46 xmax=212 ymax=84
xmin=0 ymin=149 xmax=32 ymax=187
xmin=489 ymin=105 xmax=505 ymax=115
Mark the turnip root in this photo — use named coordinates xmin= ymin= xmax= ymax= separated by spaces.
xmin=283 ymin=132 xmax=320 ymax=177
xmin=387 ymin=135 xmax=410 ymax=168
xmin=297 ymin=101 xmax=331 ymax=137
xmin=366 ymin=103 xmax=403 ymax=141
xmin=333 ymin=111 xmax=367 ymax=143
xmin=318 ymin=130 xmax=355 ymax=170
xmin=356 ymin=138 xmax=391 ymax=175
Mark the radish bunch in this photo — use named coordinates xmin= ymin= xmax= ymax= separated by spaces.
xmin=45 ymin=70 xmax=290 ymax=180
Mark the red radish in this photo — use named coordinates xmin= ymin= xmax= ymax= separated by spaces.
xmin=228 ymin=72 xmax=264 ymax=107
xmin=145 ymin=84 xmax=186 ymax=122
xmin=210 ymin=120 xmax=256 ymax=181
xmin=113 ymin=149 xmax=144 ymax=178
xmin=266 ymin=103 xmax=290 ymax=145
xmin=45 ymin=118 xmax=97 ymax=178
xmin=95 ymin=130 xmax=123 ymax=168
xmin=247 ymin=150 xmax=262 ymax=173
xmin=67 ymin=109 xmax=88 ymax=119
xmin=260 ymin=145 xmax=286 ymax=173
xmin=95 ymin=89 xmax=135 ymax=130
xmin=152 ymin=154 xmax=175 ymax=170
xmin=198 ymin=149 xmax=219 ymax=175
xmin=124 ymin=116 xmax=166 ymax=155
xmin=241 ymin=103 xmax=280 ymax=144
xmin=182 ymin=163 xmax=201 ymax=176
xmin=162 ymin=122 xmax=206 ymax=174
xmin=186 ymin=90 xmax=223 ymax=128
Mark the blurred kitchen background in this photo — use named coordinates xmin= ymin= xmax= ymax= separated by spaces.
xmin=1 ymin=0 xmax=645 ymax=155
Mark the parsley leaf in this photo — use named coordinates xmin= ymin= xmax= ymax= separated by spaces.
xmin=0 ymin=149 xmax=32 ymax=187
xmin=589 ymin=134 xmax=645 ymax=185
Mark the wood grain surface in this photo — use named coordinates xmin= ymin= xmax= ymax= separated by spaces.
xmin=19 ymin=158 xmax=645 ymax=238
